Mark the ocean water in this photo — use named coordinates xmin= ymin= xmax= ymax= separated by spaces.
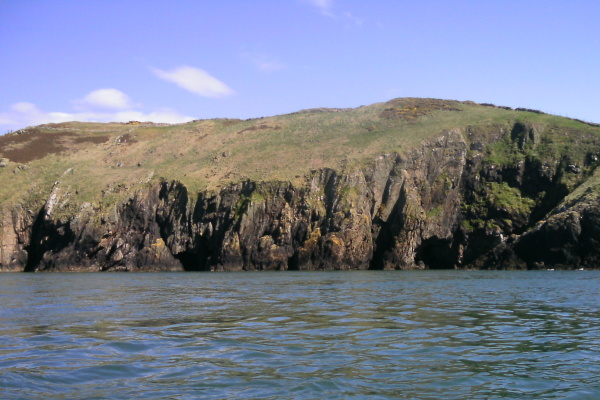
xmin=0 ymin=270 xmax=599 ymax=399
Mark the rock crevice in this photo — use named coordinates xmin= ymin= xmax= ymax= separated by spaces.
xmin=2 ymin=124 xmax=599 ymax=272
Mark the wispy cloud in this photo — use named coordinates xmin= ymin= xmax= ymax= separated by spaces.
xmin=343 ymin=12 xmax=363 ymax=26
xmin=303 ymin=0 xmax=363 ymax=25
xmin=0 ymin=91 xmax=195 ymax=131
xmin=73 ymin=88 xmax=134 ymax=110
xmin=242 ymin=53 xmax=286 ymax=73
xmin=150 ymin=66 xmax=234 ymax=98
xmin=305 ymin=0 xmax=334 ymax=16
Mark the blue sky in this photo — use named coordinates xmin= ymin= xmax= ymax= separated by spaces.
xmin=1 ymin=0 xmax=599 ymax=131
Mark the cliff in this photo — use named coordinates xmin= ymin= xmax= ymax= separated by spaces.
xmin=1 ymin=98 xmax=599 ymax=271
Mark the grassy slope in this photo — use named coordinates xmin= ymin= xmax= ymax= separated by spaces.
xmin=1 ymin=98 xmax=599 ymax=216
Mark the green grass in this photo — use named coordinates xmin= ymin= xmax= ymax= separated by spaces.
xmin=561 ymin=164 xmax=600 ymax=207
xmin=487 ymin=182 xmax=536 ymax=215
xmin=2 ymin=98 xmax=600 ymax=220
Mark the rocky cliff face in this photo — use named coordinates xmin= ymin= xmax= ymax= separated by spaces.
xmin=1 ymin=123 xmax=599 ymax=272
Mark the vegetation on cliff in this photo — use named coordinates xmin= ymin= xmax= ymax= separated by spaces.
xmin=1 ymin=98 xmax=599 ymax=271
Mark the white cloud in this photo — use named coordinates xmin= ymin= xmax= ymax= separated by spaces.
xmin=11 ymin=102 xmax=39 ymax=114
xmin=75 ymin=88 xmax=134 ymax=110
xmin=150 ymin=66 xmax=234 ymax=98
xmin=305 ymin=0 xmax=334 ymax=15
xmin=242 ymin=53 xmax=286 ymax=73
xmin=110 ymin=109 xmax=196 ymax=124
xmin=0 ymin=97 xmax=195 ymax=132
xmin=0 ymin=102 xmax=48 ymax=127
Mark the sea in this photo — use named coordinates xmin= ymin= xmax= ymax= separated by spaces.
xmin=0 ymin=270 xmax=598 ymax=399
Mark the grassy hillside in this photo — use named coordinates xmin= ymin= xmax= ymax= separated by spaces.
xmin=1 ymin=98 xmax=599 ymax=213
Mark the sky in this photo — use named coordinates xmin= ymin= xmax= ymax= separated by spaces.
xmin=1 ymin=0 xmax=599 ymax=132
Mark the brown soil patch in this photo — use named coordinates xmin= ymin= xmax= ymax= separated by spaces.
xmin=73 ymin=136 xmax=109 ymax=145
xmin=381 ymin=98 xmax=461 ymax=121
xmin=237 ymin=124 xmax=281 ymax=135
xmin=0 ymin=128 xmax=108 ymax=163
xmin=218 ymin=119 xmax=243 ymax=127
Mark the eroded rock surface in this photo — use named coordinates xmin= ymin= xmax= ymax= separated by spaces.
xmin=1 ymin=124 xmax=599 ymax=272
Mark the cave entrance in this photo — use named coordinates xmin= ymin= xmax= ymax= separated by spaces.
xmin=415 ymin=237 xmax=457 ymax=269
xmin=173 ymin=250 xmax=213 ymax=271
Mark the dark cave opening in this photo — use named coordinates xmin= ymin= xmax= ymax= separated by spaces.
xmin=369 ymin=221 xmax=394 ymax=270
xmin=415 ymin=236 xmax=458 ymax=269
xmin=173 ymin=251 xmax=212 ymax=271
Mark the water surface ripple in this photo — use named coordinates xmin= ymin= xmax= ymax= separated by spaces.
xmin=1 ymin=270 xmax=599 ymax=399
